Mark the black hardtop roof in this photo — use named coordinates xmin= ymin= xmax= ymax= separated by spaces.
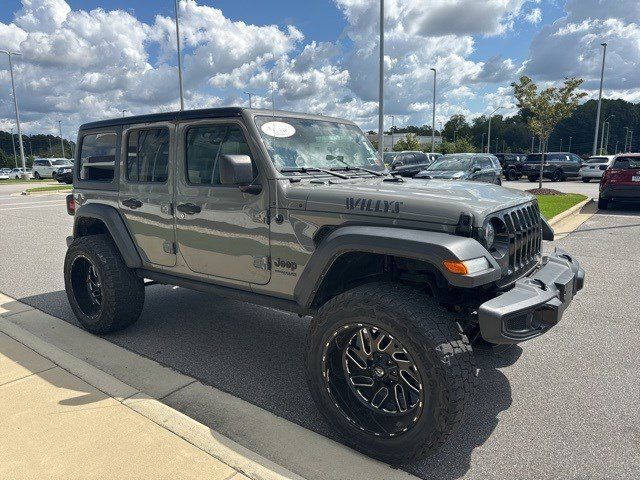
xmin=79 ymin=107 xmax=355 ymax=131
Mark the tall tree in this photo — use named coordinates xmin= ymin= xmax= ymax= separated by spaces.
xmin=443 ymin=114 xmax=470 ymax=142
xmin=512 ymin=76 xmax=586 ymax=188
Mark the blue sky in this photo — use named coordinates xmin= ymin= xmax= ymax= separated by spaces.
xmin=1 ymin=1 xmax=639 ymax=135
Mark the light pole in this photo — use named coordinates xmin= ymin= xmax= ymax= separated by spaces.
xmin=629 ymin=130 xmax=634 ymax=152
xmin=174 ymin=0 xmax=185 ymax=111
xmin=377 ymin=0 xmax=384 ymax=162
xmin=1 ymin=50 xmax=27 ymax=179
xmin=58 ymin=120 xmax=65 ymax=158
xmin=592 ymin=42 xmax=607 ymax=156
xmin=568 ymin=136 xmax=572 ymax=153
xmin=600 ymin=114 xmax=614 ymax=154
xmin=244 ymin=92 xmax=255 ymax=108
xmin=531 ymin=135 xmax=535 ymax=153
xmin=560 ymin=138 xmax=563 ymax=152
xmin=430 ymin=68 xmax=436 ymax=153
xmin=486 ymin=106 xmax=506 ymax=156
xmin=122 ymin=109 xmax=127 ymax=117
xmin=390 ymin=115 xmax=395 ymax=151
xmin=624 ymin=126 xmax=630 ymax=152
xmin=604 ymin=122 xmax=611 ymax=154
xmin=615 ymin=141 xmax=619 ymax=154
xmin=481 ymin=132 xmax=486 ymax=153
xmin=11 ymin=127 xmax=17 ymax=168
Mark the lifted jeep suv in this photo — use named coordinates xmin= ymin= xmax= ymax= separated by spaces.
xmin=64 ymin=108 xmax=584 ymax=464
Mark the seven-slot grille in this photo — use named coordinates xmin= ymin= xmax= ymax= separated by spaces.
xmin=501 ymin=202 xmax=542 ymax=273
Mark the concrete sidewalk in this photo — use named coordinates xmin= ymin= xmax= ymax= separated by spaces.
xmin=0 ymin=331 xmax=246 ymax=480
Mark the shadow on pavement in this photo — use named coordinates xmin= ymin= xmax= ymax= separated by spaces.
xmin=16 ymin=287 xmax=518 ymax=479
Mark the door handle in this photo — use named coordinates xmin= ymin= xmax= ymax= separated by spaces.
xmin=122 ymin=198 xmax=143 ymax=209
xmin=176 ymin=203 xmax=202 ymax=215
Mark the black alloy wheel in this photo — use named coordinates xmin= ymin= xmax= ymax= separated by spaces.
xmin=323 ymin=324 xmax=424 ymax=438
xmin=70 ymin=256 xmax=103 ymax=317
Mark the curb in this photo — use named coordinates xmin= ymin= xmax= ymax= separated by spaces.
xmin=0 ymin=294 xmax=419 ymax=480
xmin=0 ymin=300 xmax=304 ymax=480
xmin=19 ymin=189 xmax=71 ymax=197
xmin=548 ymin=197 xmax=593 ymax=226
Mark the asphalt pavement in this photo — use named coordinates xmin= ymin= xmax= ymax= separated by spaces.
xmin=0 ymin=180 xmax=638 ymax=479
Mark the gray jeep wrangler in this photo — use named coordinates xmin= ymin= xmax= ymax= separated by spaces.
xmin=64 ymin=108 xmax=584 ymax=464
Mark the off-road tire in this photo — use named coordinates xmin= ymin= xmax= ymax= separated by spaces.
xmin=582 ymin=177 xmax=591 ymax=183
xmin=64 ymin=234 xmax=144 ymax=334
xmin=305 ymin=282 xmax=477 ymax=464
xmin=598 ymin=197 xmax=609 ymax=210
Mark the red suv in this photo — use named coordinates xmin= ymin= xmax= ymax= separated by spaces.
xmin=599 ymin=154 xmax=640 ymax=209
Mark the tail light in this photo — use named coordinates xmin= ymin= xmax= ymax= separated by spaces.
xmin=66 ymin=194 xmax=75 ymax=216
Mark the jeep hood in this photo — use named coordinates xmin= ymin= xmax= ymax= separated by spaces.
xmin=292 ymin=177 xmax=534 ymax=227
xmin=417 ymin=171 xmax=468 ymax=180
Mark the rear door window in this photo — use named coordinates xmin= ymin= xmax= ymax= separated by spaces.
xmin=126 ymin=128 xmax=170 ymax=183
xmin=79 ymin=132 xmax=117 ymax=182
xmin=613 ymin=157 xmax=640 ymax=169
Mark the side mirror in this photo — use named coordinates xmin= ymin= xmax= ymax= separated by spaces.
xmin=472 ymin=166 xmax=482 ymax=173
xmin=219 ymin=154 xmax=255 ymax=186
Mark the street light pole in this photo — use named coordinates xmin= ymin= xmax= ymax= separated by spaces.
xmin=58 ymin=120 xmax=65 ymax=158
xmin=486 ymin=106 xmax=506 ymax=157
xmin=244 ymin=92 xmax=254 ymax=108
xmin=624 ymin=126 xmax=630 ymax=152
xmin=604 ymin=122 xmax=611 ymax=153
xmin=174 ymin=0 xmax=185 ymax=111
xmin=600 ymin=114 xmax=614 ymax=154
xmin=377 ymin=0 xmax=384 ymax=160
xmin=430 ymin=68 xmax=436 ymax=153
xmin=390 ymin=115 xmax=394 ymax=151
xmin=568 ymin=136 xmax=572 ymax=153
xmin=481 ymin=132 xmax=486 ymax=153
xmin=629 ymin=130 xmax=634 ymax=152
xmin=11 ymin=127 xmax=17 ymax=168
xmin=1 ymin=50 xmax=27 ymax=179
xmin=592 ymin=43 xmax=607 ymax=156
xmin=122 ymin=109 xmax=127 ymax=117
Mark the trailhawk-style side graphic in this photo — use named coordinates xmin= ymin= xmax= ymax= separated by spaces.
xmin=63 ymin=107 xmax=584 ymax=465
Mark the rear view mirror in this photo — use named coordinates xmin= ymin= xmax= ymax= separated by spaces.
xmin=219 ymin=154 xmax=254 ymax=186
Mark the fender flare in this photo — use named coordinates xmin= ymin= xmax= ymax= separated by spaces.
xmin=73 ymin=203 xmax=143 ymax=268
xmin=294 ymin=225 xmax=501 ymax=309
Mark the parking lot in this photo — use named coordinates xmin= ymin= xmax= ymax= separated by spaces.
xmin=0 ymin=179 xmax=638 ymax=479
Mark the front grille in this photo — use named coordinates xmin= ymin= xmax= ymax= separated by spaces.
xmin=501 ymin=203 xmax=542 ymax=274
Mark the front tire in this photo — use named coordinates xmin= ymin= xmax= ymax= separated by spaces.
xmin=305 ymin=283 xmax=476 ymax=464
xmin=527 ymin=175 xmax=537 ymax=182
xmin=598 ymin=197 xmax=609 ymax=210
xmin=64 ymin=234 xmax=144 ymax=334
xmin=552 ymin=169 xmax=563 ymax=182
xmin=506 ymin=168 xmax=518 ymax=181
xmin=34 ymin=171 xmax=41 ymax=180
xmin=582 ymin=177 xmax=591 ymax=183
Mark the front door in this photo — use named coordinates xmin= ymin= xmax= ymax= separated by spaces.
xmin=174 ymin=119 xmax=271 ymax=285
xmin=119 ymin=123 xmax=177 ymax=267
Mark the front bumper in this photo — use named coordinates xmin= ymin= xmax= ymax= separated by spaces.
xmin=477 ymin=248 xmax=584 ymax=344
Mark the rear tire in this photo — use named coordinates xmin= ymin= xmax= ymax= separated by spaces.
xmin=34 ymin=171 xmax=41 ymax=180
xmin=582 ymin=178 xmax=591 ymax=183
xmin=64 ymin=234 xmax=144 ymax=334
xmin=552 ymin=169 xmax=563 ymax=182
xmin=598 ymin=197 xmax=609 ymax=210
xmin=506 ymin=169 xmax=518 ymax=181
xmin=305 ymin=282 xmax=476 ymax=464
xmin=527 ymin=175 xmax=537 ymax=182
xmin=494 ymin=177 xmax=502 ymax=185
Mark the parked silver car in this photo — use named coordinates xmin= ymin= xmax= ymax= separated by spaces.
xmin=415 ymin=153 xmax=503 ymax=184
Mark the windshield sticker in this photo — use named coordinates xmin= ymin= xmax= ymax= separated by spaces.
xmin=261 ymin=121 xmax=296 ymax=138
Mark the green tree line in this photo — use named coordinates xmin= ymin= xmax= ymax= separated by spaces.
xmin=0 ymin=131 xmax=75 ymax=168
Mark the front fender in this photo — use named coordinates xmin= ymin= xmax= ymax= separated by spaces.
xmin=294 ymin=225 xmax=501 ymax=309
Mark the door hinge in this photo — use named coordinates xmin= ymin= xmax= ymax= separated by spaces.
xmin=253 ymin=256 xmax=271 ymax=270
xmin=163 ymin=241 xmax=177 ymax=254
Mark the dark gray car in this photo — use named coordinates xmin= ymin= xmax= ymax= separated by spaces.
xmin=522 ymin=152 xmax=582 ymax=182
xmin=390 ymin=151 xmax=441 ymax=177
xmin=63 ymin=108 xmax=583 ymax=465
xmin=415 ymin=153 xmax=503 ymax=184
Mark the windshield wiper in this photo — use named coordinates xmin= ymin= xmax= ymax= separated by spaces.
xmin=280 ymin=167 xmax=349 ymax=179
xmin=330 ymin=166 xmax=385 ymax=177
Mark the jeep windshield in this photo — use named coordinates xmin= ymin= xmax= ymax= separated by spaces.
xmin=426 ymin=156 xmax=472 ymax=171
xmin=255 ymin=116 xmax=384 ymax=175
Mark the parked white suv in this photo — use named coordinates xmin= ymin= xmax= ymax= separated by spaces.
xmin=32 ymin=158 xmax=73 ymax=179
xmin=579 ymin=155 xmax=615 ymax=182
xmin=11 ymin=167 xmax=33 ymax=179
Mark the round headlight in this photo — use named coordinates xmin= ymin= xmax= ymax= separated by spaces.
xmin=484 ymin=222 xmax=495 ymax=249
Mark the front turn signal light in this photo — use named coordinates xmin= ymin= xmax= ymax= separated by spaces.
xmin=443 ymin=257 xmax=490 ymax=275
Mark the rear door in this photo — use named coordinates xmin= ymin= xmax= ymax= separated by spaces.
xmin=118 ymin=123 xmax=177 ymax=267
